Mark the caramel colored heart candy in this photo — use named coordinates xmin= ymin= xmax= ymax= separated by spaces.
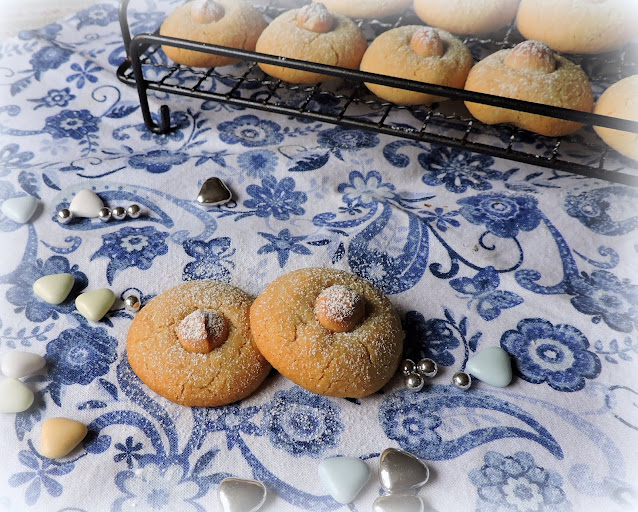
xmin=41 ymin=417 xmax=87 ymax=459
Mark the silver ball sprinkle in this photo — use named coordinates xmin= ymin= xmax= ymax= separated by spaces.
xmin=417 ymin=358 xmax=438 ymax=378
xmin=98 ymin=207 xmax=112 ymax=222
xmin=404 ymin=372 xmax=424 ymax=392
xmin=57 ymin=208 xmax=73 ymax=224
xmin=400 ymin=359 xmax=416 ymax=375
xmin=452 ymin=371 xmax=472 ymax=391
xmin=111 ymin=206 xmax=126 ymax=221
xmin=127 ymin=204 xmax=141 ymax=219
xmin=124 ymin=295 xmax=141 ymax=312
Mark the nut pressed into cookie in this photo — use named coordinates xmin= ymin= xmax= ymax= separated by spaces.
xmin=127 ymin=281 xmax=271 ymax=407
xmin=250 ymin=268 xmax=404 ymax=398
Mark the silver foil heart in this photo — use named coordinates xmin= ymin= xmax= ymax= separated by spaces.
xmin=379 ymin=448 xmax=429 ymax=494
xmin=373 ymin=494 xmax=424 ymax=512
xmin=218 ymin=478 xmax=266 ymax=512
xmin=197 ymin=177 xmax=232 ymax=206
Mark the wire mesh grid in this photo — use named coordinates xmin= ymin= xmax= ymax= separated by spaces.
xmin=116 ymin=0 xmax=638 ymax=186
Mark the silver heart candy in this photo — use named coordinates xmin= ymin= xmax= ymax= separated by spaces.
xmin=379 ymin=448 xmax=429 ymax=494
xmin=197 ymin=177 xmax=232 ymax=206
xmin=373 ymin=494 xmax=424 ymax=512
xmin=218 ymin=478 xmax=266 ymax=512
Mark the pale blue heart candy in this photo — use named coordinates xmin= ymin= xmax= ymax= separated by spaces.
xmin=1 ymin=196 xmax=38 ymax=224
xmin=318 ymin=456 xmax=370 ymax=504
xmin=466 ymin=346 xmax=512 ymax=387
xmin=373 ymin=494 xmax=424 ymax=512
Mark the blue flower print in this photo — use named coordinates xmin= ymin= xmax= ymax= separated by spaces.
xmin=66 ymin=61 xmax=102 ymax=89
xmin=381 ymin=396 xmax=442 ymax=453
xmin=43 ymin=109 xmax=100 ymax=140
xmin=75 ymin=3 xmax=119 ymax=29
xmin=421 ymin=207 xmax=461 ymax=232
xmin=114 ymin=437 xmax=144 ymax=468
xmin=402 ymin=311 xmax=460 ymax=366
xmin=29 ymin=46 xmax=73 ymax=80
xmin=458 ymin=192 xmax=542 ymax=238
xmin=469 ymin=451 xmax=571 ymax=512
xmin=244 ymin=176 xmax=307 ymax=220
xmin=128 ymin=149 xmax=189 ymax=173
xmin=258 ymin=229 xmax=312 ymax=268
xmin=0 ymin=143 xmax=34 ymax=176
xmin=317 ymin=126 xmax=379 ymax=152
xmin=194 ymin=404 xmax=261 ymax=450
xmin=338 ymin=170 xmax=395 ymax=207
xmin=113 ymin=463 xmax=203 ymax=512
xmin=501 ymin=318 xmax=601 ymax=392
xmin=238 ymin=149 xmax=278 ymax=178
xmin=217 ymin=114 xmax=284 ymax=147
xmin=564 ymin=187 xmax=638 ymax=236
xmin=567 ymin=271 xmax=638 ymax=333
xmin=91 ymin=226 xmax=169 ymax=285
xmin=9 ymin=450 xmax=74 ymax=506
xmin=46 ymin=324 xmax=118 ymax=387
xmin=6 ymin=255 xmax=88 ymax=322
xmin=262 ymin=387 xmax=344 ymax=458
xmin=19 ymin=23 xmax=62 ymax=41
xmin=28 ymin=88 xmax=76 ymax=110
xmin=450 ymin=267 xmax=523 ymax=321
xmin=182 ymin=237 xmax=235 ymax=282
xmin=133 ymin=111 xmax=188 ymax=146
xmin=419 ymin=147 xmax=503 ymax=193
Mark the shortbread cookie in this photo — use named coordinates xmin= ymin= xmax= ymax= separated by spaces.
xmin=250 ymin=268 xmax=404 ymax=398
xmin=464 ymin=40 xmax=594 ymax=136
xmin=127 ymin=281 xmax=271 ymax=407
xmin=160 ymin=0 xmax=267 ymax=68
xmin=360 ymin=26 xmax=473 ymax=105
xmin=517 ymin=0 xmax=638 ymax=54
xmin=314 ymin=0 xmax=412 ymax=19
xmin=414 ymin=0 xmax=519 ymax=35
xmin=594 ymin=75 xmax=638 ymax=161
xmin=255 ymin=3 xmax=367 ymax=84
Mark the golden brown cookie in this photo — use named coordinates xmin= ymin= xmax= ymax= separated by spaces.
xmin=160 ymin=0 xmax=267 ymax=68
xmin=255 ymin=4 xmax=367 ymax=84
xmin=594 ymin=75 xmax=638 ymax=161
xmin=250 ymin=268 xmax=404 ymax=398
xmin=517 ymin=0 xmax=638 ymax=54
xmin=360 ymin=26 xmax=473 ymax=105
xmin=127 ymin=281 xmax=271 ymax=407
xmin=314 ymin=0 xmax=412 ymax=19
xmin=414 ymin=0 xmax=519 ymax=35
xmin=464 ymin=40 xmax=594 ymax=136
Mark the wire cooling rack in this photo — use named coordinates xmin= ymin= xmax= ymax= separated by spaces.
xmin=116 ymin=0 xmax=638 ymax=186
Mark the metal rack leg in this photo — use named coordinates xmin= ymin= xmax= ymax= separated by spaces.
xmin=129 ymin=37 xmax=172 ymax=134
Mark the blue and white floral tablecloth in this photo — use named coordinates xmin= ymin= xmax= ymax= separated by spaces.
xmin=1 ymin=2 xmax=637 ymax=511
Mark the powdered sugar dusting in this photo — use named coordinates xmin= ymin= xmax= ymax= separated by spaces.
xmin=315 ymin=284 xmax=361 ymax=323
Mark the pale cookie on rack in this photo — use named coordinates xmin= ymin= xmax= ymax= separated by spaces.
xmin=594 ymin=75 xmax=638 ymax=162
xmin=517 ymin=0 xmax=638 ymax=54
xmin=255 ymin=3 xmax=367 ymax=84
xmin=160 ymin=0 xmax=267 ymax=68
xmin=314 ymin=0 xmax=412 ymax=19
xmin=250 ymin=268 xmax=404 ymax=398
xmin=464 ymin=40 xmax=594 ymax=136
xmin=360 ymin=26 xmax=473 ymax=105
xmin=413 ymin=0 xmax=519 ymax=35
xmin=127 ymin=281 xmax=271 ymax=407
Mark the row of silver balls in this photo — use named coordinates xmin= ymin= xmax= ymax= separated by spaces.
xmin=401 ymin=358 xmax=472 ymax=391
xmin=57 ymin=204 xmax=142 ymax=224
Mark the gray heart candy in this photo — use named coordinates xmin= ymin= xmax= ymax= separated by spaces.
xmin=379 ymin=448 xmax=429 ymax=494
xmin=197 ymin=177 xmax=232 ymax=206
xmin=373 ymin=494 xmax=424 ymax=512
xmin=218 ymin=478 xmax=266 ymax=512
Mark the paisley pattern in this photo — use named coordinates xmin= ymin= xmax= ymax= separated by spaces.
xmin=0 ymin=1 xmax=637 ymax=511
